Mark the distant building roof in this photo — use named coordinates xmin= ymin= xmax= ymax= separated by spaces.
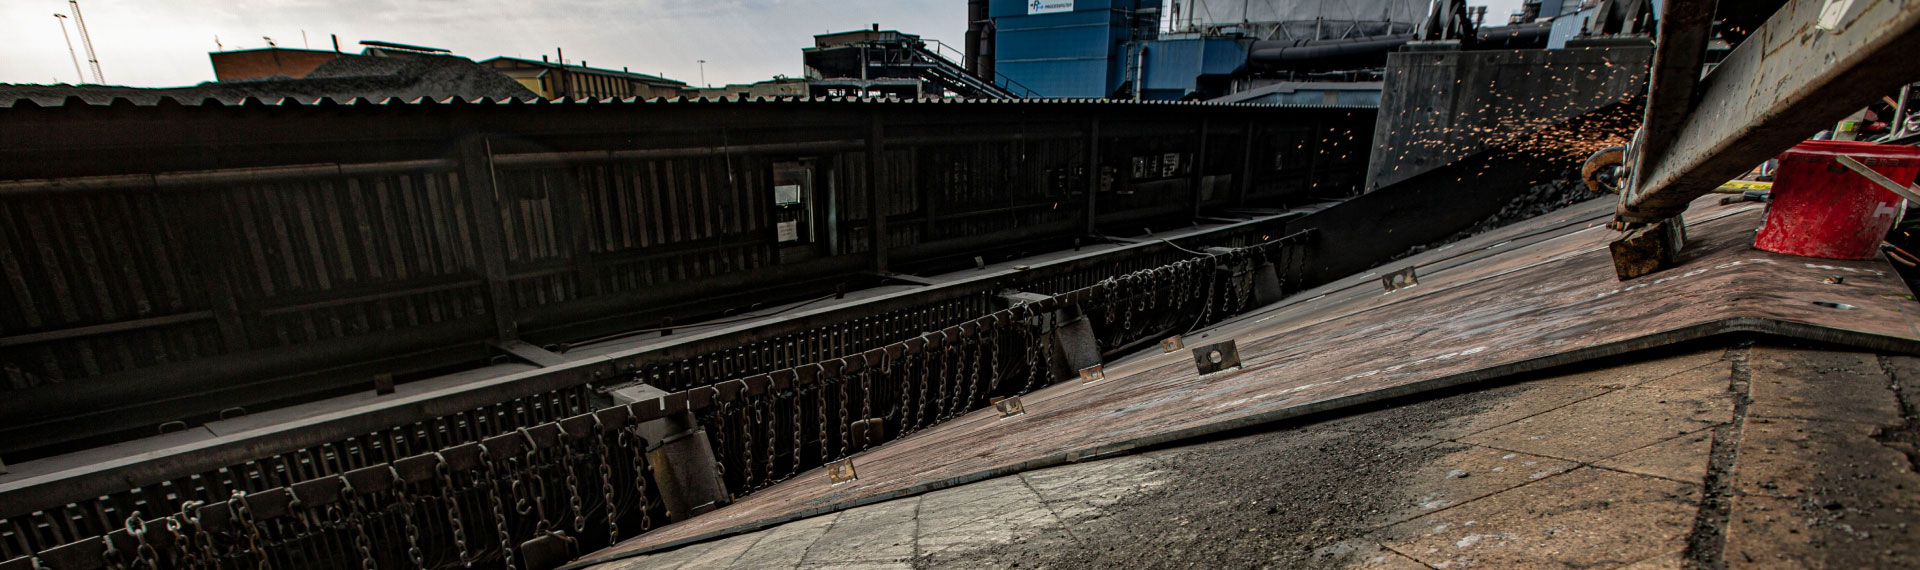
xmin=480 ymin=57 xmax=688 ymax=87
xmin=358 ymin=40 xmax=452 ymax=54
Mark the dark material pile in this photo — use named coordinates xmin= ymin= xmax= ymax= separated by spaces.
xmin=1395 ymin=172 xmax=1609 ymax=259
xmin=0 ymin=53 xmax=534 ymax=106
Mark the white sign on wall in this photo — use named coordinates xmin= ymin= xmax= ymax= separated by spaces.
xmin=1029 ymin=0 xmax=1074 ymax=14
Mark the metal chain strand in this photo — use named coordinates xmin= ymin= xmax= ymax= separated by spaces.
xmin=741 ymin=398 xmax=758 ymax=489
xmin=124 ymin=512 xmax=157 ymax=570
xmin=164 ymin=504 xmax=201 ymax=569
xmin=479 ymin=445 xmax=519 ymax=570
xmin=434 ymin=452 xmax=473 ymax=567
xmin=814 ymin=379 xmax=830 ymax=465
xmin=593 ymin=421 xmax=620 ymax=542
xmin=836 ymin=375 xmax=851 ymax=459
xmin=859 ymin=370 xmax=874 ymax=450
xmin=767 ymin=393 xmax=783 ymax=482
xmin=339 ymin=479 xmax=377 ymax=570
xmin=228 ymin=490 xmax=270 ymax=570
xmin=390 ymin=466 xmax=428 ymax=570
xmin=915 ymin=348 xmax=934 ymax=430
xmin=1022 ymin=324 xmax=1043 ymax=393
xmin=560 ymin=428 xmax=587 ymax=534
xmin=626 ymin=427 xmax=654 ymax=531
xmin=789 ymin=388 xmax=805 ymax=479
xmin=707 ymin=402 xmax=731 ymax=495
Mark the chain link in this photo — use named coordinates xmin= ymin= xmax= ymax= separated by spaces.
xmin=433 ymin=452 xmax=473 ymax=567
xmin=478 ymin=444 xmax=518 ymax=570
xmin=228 ymin=490 xmax=270 ymax=570
xmin=626 ymin=426 xmax=654 ymax=531
xmin=338 ymin=479 xmax=377 ymax=570
xmin=593 ymin=419 xmax=621 ymax=542
xmin=390 ymin=466 xmax=428 ymax=570
xmin=559 ymin=427 xmax=587 ymax=535
xmin=124 ymin=512 xmax=158 ymax=570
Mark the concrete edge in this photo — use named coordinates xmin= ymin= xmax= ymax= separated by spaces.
xmin=558 ymin=316 xmax=1920 ymax=569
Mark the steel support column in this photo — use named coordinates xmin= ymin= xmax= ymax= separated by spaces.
xmin=459 ymin=138 xmax=519 ymax=340
xmin=1085 ymin=119 xmax=1102 ymax=235
xmin=868 ymin=117 xmax=889 ymax=272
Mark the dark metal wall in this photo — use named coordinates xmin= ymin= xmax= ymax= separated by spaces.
xmin=0 ymin=98 xmax=1374 ymax=457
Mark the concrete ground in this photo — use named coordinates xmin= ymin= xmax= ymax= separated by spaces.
xmin=583 ymin=342 xmax=1920 ymax=569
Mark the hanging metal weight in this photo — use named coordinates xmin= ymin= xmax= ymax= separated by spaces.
xmin=518 ymin=530 xmax=578 ymax=570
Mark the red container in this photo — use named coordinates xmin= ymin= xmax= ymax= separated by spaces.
xmin=1755 ymin=140 xmax=1920 ymax=260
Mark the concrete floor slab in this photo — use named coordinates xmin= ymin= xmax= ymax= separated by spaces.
xmin=1458 ymin=386 xmax=1730 ymax=462
xmin=1593 ymin=428 xmax=1715 ymax=485
xmin=1747 ymin=347 xmax=1903 ymax=425
xmin=799 ymin=497 xmax=921 ymax=565
xmin=719 ymin=513 xmax=840 ymax=569
xmin=912 ymin=474 xmax=1070 ymax=563
xmin=1372 ymin=467 xmax=1698 ymax=570
xmin=1374 ymin=442 xmax=1577 ymax=525
xmin=1016 ymin=453 xmax=1167 ymax=523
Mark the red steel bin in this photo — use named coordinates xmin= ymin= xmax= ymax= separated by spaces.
xmin=1755 ymin=140 xmax=1920 ymax=260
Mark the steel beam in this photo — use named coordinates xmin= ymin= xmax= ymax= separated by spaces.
xmin=1618 ymin=0 xmax=1920 ymax=223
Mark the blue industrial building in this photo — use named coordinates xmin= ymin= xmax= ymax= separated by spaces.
xmin=988 ymin=0 xmax=1162 ymax=99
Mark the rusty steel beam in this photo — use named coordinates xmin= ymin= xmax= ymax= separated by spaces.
xmin=1618 ymin=0 xmax=1920 ymax=223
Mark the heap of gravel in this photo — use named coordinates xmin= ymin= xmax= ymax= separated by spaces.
xmin=0 ymin=53 xmax=534 ymax=107
xmin=1394 ymin=170 xmax=1609 ymax=260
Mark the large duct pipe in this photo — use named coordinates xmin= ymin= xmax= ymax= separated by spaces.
xmin=966 ymin=0 xmax=990 ymax=79
xmin=1248 ymin=34 xmax=1415 ymax=65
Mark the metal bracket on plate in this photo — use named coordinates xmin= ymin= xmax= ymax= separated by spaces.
xmin=1078 ymin=364 xmax=1105 ymax=384
xmin=1160 ymin=336 xmax=1184 ymax=353
xmin=991 ymin=396 xmax=1026 ymax=418
xmin=1192 ymin=340 xmax=1242 ymax=376
xmin=1382 ymin=266 xmax=1418 ymax=293
xmin=827 ymin=459 xmax=858 ymax=484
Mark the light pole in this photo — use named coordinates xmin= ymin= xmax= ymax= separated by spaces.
xmin=52 ymin=13 xmax=84 ymax=84
xmin=697 ymin=59 xmax=707 ymax=87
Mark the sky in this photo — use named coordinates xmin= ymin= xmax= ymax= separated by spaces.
xmin=0 ymin=0 xmax=1529 ymax=88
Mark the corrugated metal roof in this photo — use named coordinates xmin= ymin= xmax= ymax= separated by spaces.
xmin=0 ymin=93 xmax=1377 ymax=110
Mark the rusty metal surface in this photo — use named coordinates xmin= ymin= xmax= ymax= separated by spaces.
xmin=578 ymin=195 xmax=1920 ymax=564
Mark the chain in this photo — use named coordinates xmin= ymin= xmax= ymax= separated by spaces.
xmin=164 ymin=503 xmax=202 ymax=569
xmin=892 ymin=352 xmax=914 ymax=424
xmin=228 ymin=490 xmax=269 ymax=570
xmin=593 ymin=419 xmax=621 ymax=542
xmin=933 ymin=345 xmax=953 ymax=423
xmin=124 ymin=512 xmax=158 ymax=570
xmin=961 ymin=341 xmax=982 ymax=416
xmin=625 ymin=426 xmax=653 ymax=531
xmin=478 ymin=444 xmax=518 ymax=570
xmin=433 ymin=452 xmax=473 ymax=567
xmin=987 ymin=327 xmax=1003 ymax=392
xmin=708 ymin=401 xmax=732 ymax=494
xmin=184 ymin=500 xmax=218 ymax=567
xmin=515 ymin=429 xmax=549 ymax=531
xmin=788 ymin=388 xmax=804 ymax=479
xmin=558 ymin=426 xmax=587 ymax=534
xmin=765 ymin=393 xmax=781 ymax=482
xmin=741 ymin=396 xmax=759 ymax=489
xmin=914 ymin=347 xmax=934 ymax=430
xmin=390 ymin=466 xmax=428 ymax=570
xmin=1021 ymin=324 xmax=1042 ymax=393
xmin=813 ymin=375 xmax=829 ymax=465
xmin=338 ymin=479 xmax=377 ymax=570
xmin=858 ymin=369 xmax=874 ymax=450
xmin=99 ymin=519 xmax=125 ymax=570
xmin=836 ymin=373 xmax=851 ymax=458
xmin=1039 ymin=315 xmax=1061 ymax=391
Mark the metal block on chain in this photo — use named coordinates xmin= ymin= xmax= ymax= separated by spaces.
xmin=1160 ymin=336 xmax=1184 ymax=353
xmin=991 ymin=396 xmax=1026 ymax=418
xmin=518 ymin=531 xmax=576 ymax=570
xmin=826 ymin=458 xmax=858 ymax=484
xmin=1191 ymin=340 xmax=1241 ymax=376
xmin=1078 ymin=364 xmax=1105 ymax=384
